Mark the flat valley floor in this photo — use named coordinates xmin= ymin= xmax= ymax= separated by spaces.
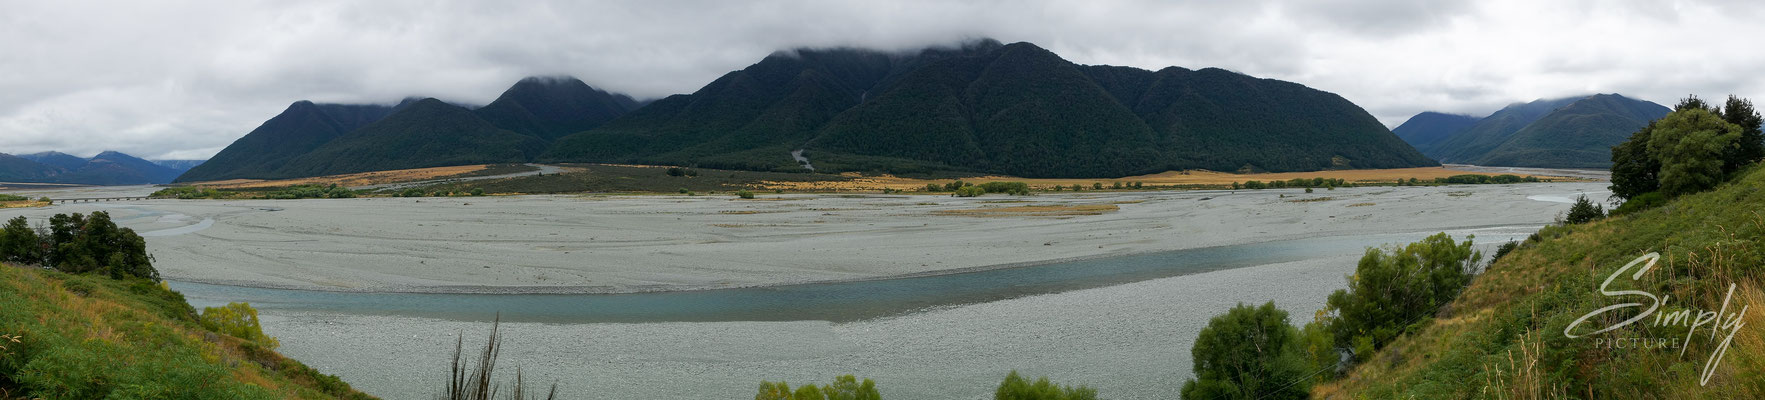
xmin=0 ymin=182 xmax=1608 ymax=399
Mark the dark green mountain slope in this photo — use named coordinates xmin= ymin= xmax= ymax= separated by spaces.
xmin=1472 ymin=94 xmax=1668 ymax=168
xmin=19 ymin=151 xmax=90 ymax=170
xmin=475 ymin=76 xmax=640 ymax=141
xmin=273 ymin=98 xmax=546 ymax=177
xmin=1391 ymin=112 xmax=1481 ymax=154
xmin=1426 ymin=97 xmax=1580 ymax=163
xmin=808 ymin=42 xmax=1163 ymax=177
xmin=541 ymin=42 xmax=987 ymax=171
xmin=0 ymin=153 xmax=63 ymax=182
xmin=550 ymin=40 xmax=1433 ymax=177
xmin=175 ymin=101 xmax=399 ymax=182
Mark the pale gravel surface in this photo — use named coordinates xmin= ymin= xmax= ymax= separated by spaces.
xmin=262 ymin=255 xmax=1367 ymax=400
xmin=3 ymin=182 xmax=1609 ymax=294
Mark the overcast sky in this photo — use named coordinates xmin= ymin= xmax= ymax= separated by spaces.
xmin=3 ymin=0 xmax=1762 ymax=160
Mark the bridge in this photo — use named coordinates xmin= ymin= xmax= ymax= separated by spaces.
xmin=50 ymin=196 xmax=164 ymax=205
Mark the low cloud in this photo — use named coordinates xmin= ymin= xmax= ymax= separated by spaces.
xmin=2 ymin=0 xmax=1760 ymax=158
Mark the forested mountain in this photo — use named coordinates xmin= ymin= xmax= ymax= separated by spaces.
xmin=1425 ymin=97 xmax=1582 ymax=164
xmin=150 ymin=159 xmax=206 ymax=174
xmin=1416 ymin=94 xmax=1667 ymax=168
xmin=1391 ymin=112 xmax=1481 ymax=154
xmin=271 ymin=98 xmax=547 ymax=177
xmin=176 ymin=78 xmax=638 ymax=182
xmin=186 ymin=40 xmax=1435 ymax=181
xmin=175 ymin=101 xmax=404 ymax=182
xmin=1472 ymin=94 xmax=1668 ymax=168
xmin=0 ymin=151 xmax=184 ymax=185
xmin=547 ymin=40 xmax=1434 ymax=177
xmin=476 ymin=76 xmax=642 ymax=141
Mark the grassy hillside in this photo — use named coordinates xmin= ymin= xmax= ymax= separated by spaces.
xmin=1319 ymin=165 xmax=1765 ymax=398
xmin=0 ymin=265 xmax=374 ymax=399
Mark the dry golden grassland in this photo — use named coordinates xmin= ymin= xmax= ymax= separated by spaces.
xmin=757 ymin=167 xmax=1577 ymax=192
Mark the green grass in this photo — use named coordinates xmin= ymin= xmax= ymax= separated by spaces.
xmin=0 ymin=265 xmax=374 ymax=399
xmin=1319 ymin=164 xmax=1765 ymax=398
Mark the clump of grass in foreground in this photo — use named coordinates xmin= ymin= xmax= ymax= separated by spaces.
xmin=0 ymin=265 xmax=373 ymax=399
xmin=441 ymin=315 xmax=556 ymax=400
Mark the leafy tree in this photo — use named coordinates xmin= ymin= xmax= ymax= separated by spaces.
xmin=1608 ymin=121 xmax=1661 ymax=201
xmin=0 ymin=216 xmax=42 ymax=265
xmin=1565 ymin=195 xmax=1605 ymax=224
xmin=200 ymin=302 xmax=280 ymax=349
xmin=44 ymin=212 xmax=156 ymax=280
xmin=996 ymin=371 xmax=1096 ymax=400
xmin=1069 ymin=184 xmax=1083 ymax=192
xmin=1091 ymin=182 xmax=1103 ymax=190
xmin=954 ymin=186 xmax=986 ymax=197
xmin=1181 ymin=302 xmax=1311 ymax=400
xmin=1647 ymin=108 xmax=1743 ymax=196
xmin=1325 ymin=233 xmax=1479 ymax=361
xmin=755 ymin=376 xmax=880 ymax=400
xmin=1720 ymin=95 xmax=1764 ymax=172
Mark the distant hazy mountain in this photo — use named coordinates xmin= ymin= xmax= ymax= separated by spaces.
xmin=0 ymin=153 xmax=64 ymax=182
xmin=151 ymin=159 xmax=206 ymax=174
xmin=1391 ymin=112 xmax=1481 ymax=154
xmin=546 ymin=40 xmax=1434 ymax=177
xmin=0 ymin=151 xmax=183 ymax=185
xmin=1417 ymin=94 xmax=1668 ymax=168
xmin=19 ymin=151 xmax=90 ymax=170
xmin=176 ymin=77 xmax=638 ymax=182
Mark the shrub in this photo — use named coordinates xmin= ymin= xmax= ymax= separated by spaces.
xmin=1565 ymin=195 xmax=1605 ymax=224
xmin=400 ymin=188 xmax=426 ymax=197
xmin=736 ymin=190 xmax=756 ymax=199
xmin=470 ymin=188 xmax=485 ymax=196
xmin=666 ymin=167 xmax=686 ymax=177
xmin=925 ymin=183 xmax=942 ymax=192
xmin=41 ymin=212 xmax=157 ymax=280
xmin=1609 ymin=191 xmax=1666 ymax=216
xmin=1491 ymin=240 xmax=1520 ymax=263
xmin=1326 ymin=233 xmax=1479 ymax=361
xmin=200 ymin=302 xmax=279 ymax=349
xmin=756 ymin=375 xmax=880 ymax=400
xmin=1091 ymin=182 xmax=1103 ymax=190
xmin=1182 ymin=302 xmax=1310 ymax=400
xmin=1243 ymin=180 xmax=1267 ymax=190
xmin=1 ymin=216 xmax=42 ymax=264
xmin=978 ymin=181 xmax=1030 ymax=195
xmin=1305 ymin=187 xmax=1314 ymax=193
xmin=0 ymin=194 xmax=28 ymax=201
xmin=953 ymin=186 xmax=986 ymax=197
xmin=997 ymin=371 xmax=1096 ymax=400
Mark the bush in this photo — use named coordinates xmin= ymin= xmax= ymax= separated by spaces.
xmin=953 ymin=186 xmax=986 ymax=197
xmin=756 ymin=375 xmax=880 ymax=400
xmin=200 ymin=302 xmax=279 ymax=349
xmin=38 ymin=212 xmax=157 ymax=280
xmin=400 ymin=188 xmax=426 ymax=197
xmin=736 ymin=190 xmax=756 ymax=199
xmin=1181 ymin=302 xmax=1310 ymax=400
xmin=1609 ymin=191 xmax=1666 ymax=216
xmin=1325 ymin=233 xmax=1479 ymax=361
xmin=997 ymin=371 xmax=1096 ymax=400
xmin=1491 ymin=240 xmax=1519 ymax=263
xmin=0 ymin=194 xmax=31 ymax=201
xmin=1304 ymin=187 xmax=1314 ymax=193
xmin=470 ymin=188 xmax=485 ymax=196
xmin=1565 ymin=195 xmax=1605 ymax=224
xmin=978 ymin=181 xmax=1030 ymax=195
